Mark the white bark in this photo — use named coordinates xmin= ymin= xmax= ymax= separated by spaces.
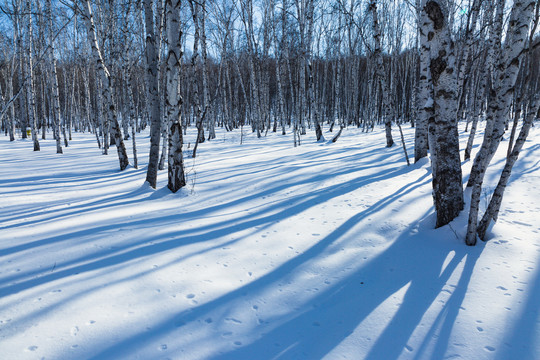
xmin=465 ymin=0 xmax=536 ymax=245
xmin=144 ymin=0 xmax=162 ymax=186
xmin=477 ymin=95 xmax=539 ymax=239
xmin=82 ymin=0 xmax=129 ymax=170
xmin=369 ymin=0 xmax=394 ymax=148
xmin=46 ymin=0 xmax=62 ymax=154
xmin=25 ymin=0 xmax=39 ymax=151
xmin=166 ymin=0 xmax=186 ymax=192
xmin=423 ymin=0 xmax=464 ymax=227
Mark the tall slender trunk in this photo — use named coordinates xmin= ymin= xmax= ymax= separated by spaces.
xmin=200 ymin=0 xmax=214 ymax=140
xmin=465 ymin=0 xmax=536 ymax=245
xmin=25 ymin=0 xmax=39 ymax=151
xmin=477 ymin=96 xmax=539 ymax=239
xmin=415 ymin=0 xmax=429 ymax=161
xmin=240 ymin=0 xmax=261 ymax=138
xmin=8 ymin=66 xmax=16 ymax=141
xmin=166 ymin=0 xmax=186 ymax=192
xmin=82 ymin=0 xmax=129 ymax=170
xmin=189 ymin=0 xmax=206 ymax=158
xmin=144 ymin=0 xmax=162 ymax=186
xmin=369 ymin=1 xmax=394 ymax=148
xmin=46 ymin=0 xmax=63 ymax=154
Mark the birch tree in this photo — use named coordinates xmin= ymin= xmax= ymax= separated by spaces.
xmin=369 ymin=0 xmax=394 ymax=148
xmin=165 ymin=0 xmax=186 ymax=192
xmin=81 ymin=0 xmax=129 ymax=170
xmin=422 ymin=0 xmax=464 ymax=227
xmin=144 ymin=0 xmax=162 ymax=187
xmin=465 ymin=0 xmax=536 ymax=245
xmin=46 ymin=0 xmax=63 ymax=154
xmin=24 ymin=0 xmax=39 ymax=151
xmin=415 ymin=0 xmax=429 ymax=162
xmin=189 ymin=0 xmax=207 ymax=158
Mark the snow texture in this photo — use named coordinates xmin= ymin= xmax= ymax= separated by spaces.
xmin=0 ymin=124 xmax=539 ymax=359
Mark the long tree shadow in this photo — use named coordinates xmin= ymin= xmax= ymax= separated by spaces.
xmin=0 ymin=147 xmax=393 ymax=232
xmin=0 ymin=161 xmax=427 ymax=298
xmin=1 ymin=131 xmax=444 ymax=359
xmin=0 ymin=147 xmax=403 ymax=264
xmin=211 ymin=223 xmax=483 ymax=360
xmin=83 ymin=170 xmax=443 ymax=360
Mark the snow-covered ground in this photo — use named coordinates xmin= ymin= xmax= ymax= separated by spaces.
xmin=0 ymin=123 xmax=539 ymax=360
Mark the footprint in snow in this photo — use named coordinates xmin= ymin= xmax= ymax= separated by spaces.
xmin=484 ymin=346 xmax=496 ymax=352
xmin=71 ymin=326 xmax=79 ymax=336
xmin=26 ymin=346 xmax=38 ymax=352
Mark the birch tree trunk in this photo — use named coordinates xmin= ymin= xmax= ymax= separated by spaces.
xmin=423 ymin=0 xmax=464 ymax=227
xmin=455 ymin=0 xmax=482 ymax=120
xmin=465 ymin=0 xmax=536 ymax=245
xmin=189 ymin=0 xmax=206 ymax=158
xmin=415 ymin=0 xmax=430 ymax=162
xmin=8 ymin=70 xmax=16 ymax=141
xmin=306 ymin=0 xmax=324 ymax=141
xmin=477 ymin=95 xmax=539 ymax=240
xmin=271 ymin=2 xmax=286 ymax=135
xmin=82 ymin=0 xmax=129 ymax=170
xmin=46 ymin=0 xmax=62 ymax=154
xmin=240 ymin=0 xmax=262 ymax=138
xmin=369 ymin=0 xmax=394 ymax=148
xmin=25 ymin=0 xmax=39 ymax=151
xmin=331 ymin=10 xmax=344 ymax=142
xmin=165 ymin=0 xmax=186 ymax=192
xmin=200 ymin=0 xmax=214 ymax=140
xmin=464 ymin=0 xmax=494 ymax=160
xmin=144 ymin=0 xmax=162 ymax=187
xmin=120 ymin=1 xmax=138 ymax=168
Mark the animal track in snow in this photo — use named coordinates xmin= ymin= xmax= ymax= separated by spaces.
xmin=71 ymin=326 xmax=79 ymax=336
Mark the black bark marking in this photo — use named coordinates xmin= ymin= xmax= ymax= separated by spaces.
xmin=430 ymin=56 xmax=447 ymax=84
xmin=436 ymin=89 xmax=454 ymax=99
xmin=425 ymin=1 xmax=444 ymax=30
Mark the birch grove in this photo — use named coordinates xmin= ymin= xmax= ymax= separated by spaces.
xmin=0 ymin=0 xmax=539 ymax=244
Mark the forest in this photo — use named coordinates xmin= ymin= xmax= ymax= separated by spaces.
xmin=1 ymin=1 xmax=540 ymax=359
xmin=1 ymin=0 xmax=539 ymax=244
xmin=2 ymin=0 xmax=538 ymax=246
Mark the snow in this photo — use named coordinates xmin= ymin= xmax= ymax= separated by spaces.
xmin=0 ymin=124 xmax=539 ymax=360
